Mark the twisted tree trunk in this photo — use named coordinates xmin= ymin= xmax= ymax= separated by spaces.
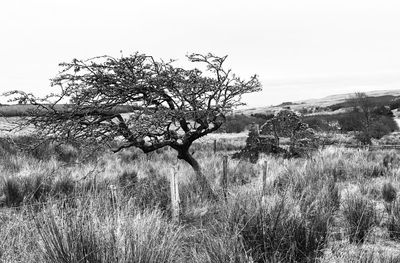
xmin=177 ymin=148 xmax=216 ymax=200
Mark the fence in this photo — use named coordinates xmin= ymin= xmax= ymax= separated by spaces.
xmin=339 ymin=144 xmax=400 ymax=150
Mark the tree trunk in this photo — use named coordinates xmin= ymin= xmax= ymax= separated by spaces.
xmin=177 ymin=149 xmax=216 ymax=200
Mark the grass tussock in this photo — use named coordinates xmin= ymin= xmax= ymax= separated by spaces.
xmin=387 ymin=198 xmax=400 ymax=241
xmin=342 ymin=194 xmax=377 ymax=244
xmin=36 ymin=204 xmax=183 ymax=263
xmin=217 ymin=187 xmax=333 ymax=263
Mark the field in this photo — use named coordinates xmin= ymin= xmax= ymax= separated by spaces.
xmin=2 ymin=122 xmax=400 ymax=263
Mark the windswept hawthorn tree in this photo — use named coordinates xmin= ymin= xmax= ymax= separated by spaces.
xmin=6 ymin=53 xmax=261 ymax=199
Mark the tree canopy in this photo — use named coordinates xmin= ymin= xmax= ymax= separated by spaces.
xmin=5 ymin=52 xmax=261 ymax=198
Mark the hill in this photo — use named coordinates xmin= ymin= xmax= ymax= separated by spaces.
xmin=238 ymin=89 xmax=400 ymax=115
xmin=0 ymin=104 xmax=134 ymax=117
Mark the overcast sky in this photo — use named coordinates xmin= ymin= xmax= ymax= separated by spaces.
xmin=1 ymin=0 xmax=400 ymax=107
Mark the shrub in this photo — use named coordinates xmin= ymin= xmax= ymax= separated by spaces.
xmin=118 ymin=170 xmax=138 ymax=195
xmin=302 ymin=111 xmax=398 ymax=139
xmin=364 ymin=164 xmax=386 ymax=178
xmin=55 ymin=144 xmax=79 ymax=163
xmin=342 ymin=194 xmax=376 ymax=244
xmin=369 ymin=116 xmax=398 ymax=139
xmin=1 ymin=176 xmax=23 ymax=207
xmin=118 ymin=149 xmax=141 ymax=164
xmin=382 ymin=182 xmax=397 ymax=203
xmin=383 ymin=152 xmax=400 ymax=169
xmin=0 ymin=137 xmax=17 ymax=157
xmin=221 ymin=114 xmax=267 ymax=133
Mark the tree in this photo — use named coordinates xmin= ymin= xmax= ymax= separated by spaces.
xmin=346 ymin=92 xmax=376 ymax=145
xmin=5 ymin=52 xmax=261 ymax=199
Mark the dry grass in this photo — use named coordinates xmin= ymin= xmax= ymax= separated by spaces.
xmin=2 ymin=135 xmax=400 ymax=262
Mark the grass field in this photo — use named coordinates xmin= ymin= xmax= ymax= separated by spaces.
xmin=2 ymin=128 xmax=400 ymax=262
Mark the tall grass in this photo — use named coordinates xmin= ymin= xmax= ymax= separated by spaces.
xmin=216 ymin=185 xmax=333 ymax=263
xmin=3 ymin=139 xmax=400 ymax=261
xmin=36 ymin=201 xmax=183 ymax=263
xmin=342 ymin=194 xmax=377 ymax=244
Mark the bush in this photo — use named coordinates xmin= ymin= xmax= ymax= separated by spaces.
xmin=55 ymin=144 xmax=79 ymax=163
xmin=369 ymin=116 xmax=398 ymax=139
xmin=118 ymin=170 xmax=138 ymax=195
xmin=221 ymin=114 xmax=267 ymax=133
xmin=302 ymin=111 xmax=398 ymax=140
xmin=364 ymin=164 xmax=386 ymax=178
xmin=382 ymin=182 xmax=397 ymax=203
xmin=383 ymin=152 xmax=400 ymax=169
xmin=342 ymin=194 xmax=376 ymax=244
xmin=1 ymin=176 xmax=23 ymax=207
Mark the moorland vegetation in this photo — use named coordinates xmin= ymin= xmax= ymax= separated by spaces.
xmin=2 ymin=51 xmax=400 ymax=262
xmin=2 ymin=134 xmax=400 ymax=262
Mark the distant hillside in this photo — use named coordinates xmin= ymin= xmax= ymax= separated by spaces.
xmin=0 ymin=104 xmax=134 ymax=117
xmin=3 ymin=89 xmax=400 ymax=118
xmin=238 ymin=89 xmax=400 ymax=115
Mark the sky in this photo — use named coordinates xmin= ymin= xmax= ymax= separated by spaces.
xmin=1 ymin=0 xmax=400 ymax=107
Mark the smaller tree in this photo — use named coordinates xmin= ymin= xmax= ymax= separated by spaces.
xmin=390 ymin=97 xmax=400 ymax=110
xmin=346 ymin=92 xmax=397 ymax=144
xmin=346 ymin=93 xmax=374 ymax=144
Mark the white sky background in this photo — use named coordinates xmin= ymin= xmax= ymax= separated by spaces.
xmin=1 ymin=0 xmax=400 ymax=107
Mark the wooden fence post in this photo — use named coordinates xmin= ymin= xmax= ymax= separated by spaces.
xmin=221 ymin=155 xmax=229 ymax=200
xmin=170 ymin=169 xmax=180 ymax=223
xmin=262 ymin=162 xmax=268 ymax=196
xmin=109 ymin=184 xmax=119 ymax=210
xmin=250 ymin=123 xmax=260 ymax=136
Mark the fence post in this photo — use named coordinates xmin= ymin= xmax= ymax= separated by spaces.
xmin=213 ymin=139 xmax=217 ymax=154
xmin=109 ymin=184 xmax=118 ymax=210
xmin=170 ymin=169 xmax=180 ymax=223
xmin=221 ymin=155 xmax=229 ymax=200
xmin=262 ymin=162 xmax=268 ymax=196
xmin=251 ymin=123 xmax=260 ymax=136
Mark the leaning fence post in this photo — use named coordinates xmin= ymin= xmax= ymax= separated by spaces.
xmin=221 ymin=155 xmax=229 ymax=200
xmin=170 ymin=169 xmax=180 ymax=223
